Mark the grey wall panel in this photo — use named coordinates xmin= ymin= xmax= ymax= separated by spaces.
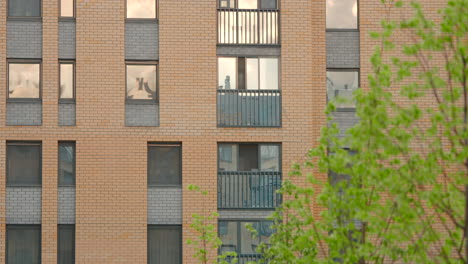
xmin=6 ymin=187 xmax=41 ymax=224
xmin=217 ymin=46 xmax=281 ymax=57
xmin=218 ymin=210 xmax=274 ymax=220
xmin=7 ymin=102 xmax=42 ymax=126
xmin=125 ymin=22 xmax=158 ymax=60
xmin=58 ymin=187 xmax=75 ymax=224
xmin=326 ymin=31 xmax=360 ymax=68
xmin=148 ymin=187 xmax=182 ymax=225
xmin=59 ymin=103 xmax=76 ymax=126
xmin=125 ymin=103 xmax=159 ymax=127
xmin=59 ymin=21 xmax=76 ymax=59
xmin=7 ymin=21 xmax=42 ymax=58
xmin=330 ymin=111 xmax=359 ymax=139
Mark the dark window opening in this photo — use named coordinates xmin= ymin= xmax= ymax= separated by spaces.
xmin=148 ymin=225 xmax=182 ymax=264
xmin=148 ymin=143 xmax=182 ymax=186
xmin=7 ymin=225 xmax=41 ymax=264
xmin=7 ymin=142 xmax=41 ymax=186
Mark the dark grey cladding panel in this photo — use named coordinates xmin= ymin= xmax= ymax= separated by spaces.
xmin=330 ymin=111 xmax=359 ymax=140
xmin=217 ymin=45 xmax=281 ymax=57
xmin=7 ymin=102 xmax=42 ymax=126
xmin=59 ymin=187 xmax=75 ymax=224
xmin=125 ymin=103 xmax=159 ymax=127
xmin=7 ymin=187 xmax=42 ymax=224
xmin=7 ymin=21 xmax=42 ymax=58
xmin=148 ymin=187 xmax=182 ymax=225
xmin=326 ymin=31 xmax=360 ymax=68
xmin=59 ymin=21 xmax=76 ymax=59
xmin=59 ymin=103 xmax=76 ymax=126
xmin=125 ymin=22 xmax=159 ymax=60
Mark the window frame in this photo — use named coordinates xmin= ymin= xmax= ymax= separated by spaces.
xmin=125 ymin=61 xmax=159 ymax=104
xmin=125 ymin=0 xmax=158 ymax=21
xmin=6 ymin=224 xmax=42 ymax=264
xmin=6 ymin=141 xmax=42 ymax=187
xmin=218 ymin=220 xmax=274 ymax=256
xmin=217 ymin=56 xmax=281 ymax=91
xmin=326 ymin=68 xmax=360 ymax=112
xmin=7 ymin=0 xmax=42 ymax=20
xmin=147 ymin=142 xmax=182 ymax=187
xmin=147 ymin=225 xmax=183 ymax=264
xmin=58 ymin=224 xmax=75 ymax=264
xmin=59 ymin=60 xmax=76 ymax=103
xmin=7 ymin=59 xmax=42 ymax=102
xmin=59 ymin=0 xmax=75 ymax=20
xmin=58 ymin=141 xmax=76 ymax=187
xmin=217 ymin=143 xmax=281 ymax=172
xmin=326 ymin=0 xmax=359 ymax=31
xmin=217 ymin=0 xmax=279 ymax=10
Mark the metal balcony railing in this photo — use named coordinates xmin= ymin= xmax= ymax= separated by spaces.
xmin=218 ymin=9 xmax=280 ymax=45
xmin=218 ymin=171 xmax=282 ymax=209
xmin=217 ymin=89 xmax=281 ymax=127
xmin=225 ymin=254 xmax=264 ymax=264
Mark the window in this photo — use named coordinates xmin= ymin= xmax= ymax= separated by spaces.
xmin=60 ymin=0 xmax=74 ymax=17
xmin=219 ymin=0 xmax=277 ymax=9
xmin=326 ymin=0 xmax=358 ymax=29
xmin=126 ymin=63 xmax=157 ymax=101
xmin=8 ymin=62 xmax=41 ymax=99
xmin=127 ymin=0 xmax=156 ymax=19
xmin=219 ymin=221 xmax=273 ymax=257
xmin=59 ymin=142 xmax=75 ymax=186
xmin=8 ymin=0 xmax=41 ymax=17
xmin=218 ymin=57 xmax=279 ymax=90
xmin=218 ymin=144 xmax=280 ymax=172
xmin=327 ymin=70 xmax=359 ymax=109
xmin=60 ymin=62 xmax=74 ymax=100
xmin=58 ymin=225 xmax=75 ymax=264
xmin=7 ymin=142 xmax=41 ymax=186
xmin=148 ymin=225 xmax=182 ymax=264
xmin=6 ymin=225 xmax=41 ymax=264
xmin=148 ymin=143 xmax=182 ymax=186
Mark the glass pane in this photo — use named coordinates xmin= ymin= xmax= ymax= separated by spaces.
xmin=8 ymin=0 xmax=41 ymax=17
xmin=218 ymin=58 xmax=236 ymax=89
xmin=246 ymin=58 xmax=259 ymax=90
xmin=126 ymin=65 xmax=157 ymax=100
xmin=259 ymin=58 xmax=278 ymax=90
xmin=148 ymin=145 xmax=181 ymax=185
xmin=239 ymin=144 xmax=258 ymax=171
xmin=7 ymin=226 xmax=41 ymax=264
xmin=219 ymin=222 xmax=238 ymax=253
xmin=127 ymin=0 xmax=156 ymax=18
xmin=326 ymin=0 xmax=358 ymax=29
xmin=254 ymin=221 xmax=274 ymax=243
xmin=148 ymin=226 xmax=182 ymax=264
xmin=58 ymin=225 xmax=74 ymax=264
xmin=61 ymin=0 xmax=73 ymax=17
xmin=260 ymin=145 xmax=279 ymax=171
xmin=240 ymin=222 xmax=258 ymax=254
xmin=59 ymin=143 xmax=75 ymax=186
xmin=8 ymin=63 xmax=40 ymax=99
xmin=219 ymin=0 xmax=235 ymax=8
xmin=7 ymin=144 xmax=41 ymax=185
xmin=219 ymin=144 xmax=238 ymax=171
xmin=327 ymin=71 xmax=359 ymax=108
xmin=60 ymin=64 xmax=74 ymax=99
xmin=238 ymin=0 xmax=257 ymax=9
xmin=261 ymin=0 xmax=276 ymax=9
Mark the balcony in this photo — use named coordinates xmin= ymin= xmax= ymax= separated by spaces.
xmin=218 ymin=171 xmax=282 ymax=209
xmin=217 ymin=89 xmax=281 ymax=127
xmin=218 ymin=9 xmax=280 ymax=45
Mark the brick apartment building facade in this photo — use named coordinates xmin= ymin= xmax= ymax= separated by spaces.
xmin=0 ymin=0 xmax=446 ymax=263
